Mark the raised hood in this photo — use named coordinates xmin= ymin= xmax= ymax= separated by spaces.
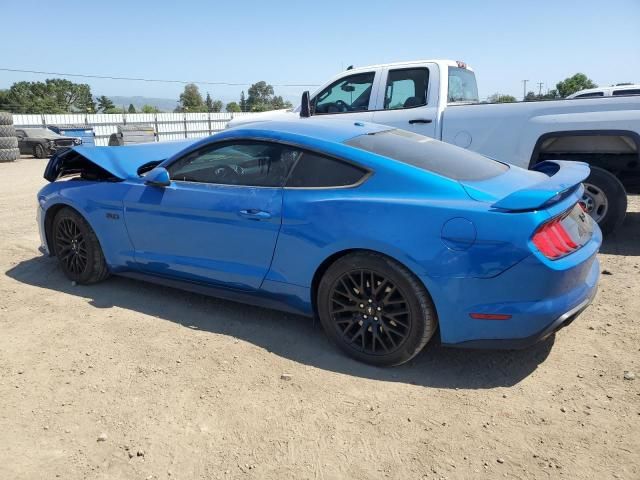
xmin=44 ymin=140 xmax=196 ymax=182
xmin=461 ymin=160 xmax=591 ymax=211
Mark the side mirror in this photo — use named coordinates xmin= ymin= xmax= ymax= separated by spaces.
xmin=300 ymin=90 xmax=311 ymax=118
xmin=144 ymin=167 xmax=171 ymax=187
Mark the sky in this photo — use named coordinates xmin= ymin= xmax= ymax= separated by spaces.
xmin=0 ymin=0 xmax=639 ymax=105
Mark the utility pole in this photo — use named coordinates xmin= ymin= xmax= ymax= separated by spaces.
xmin=537 ymin=82 xmax=544 ymax=96
xmin=522 ymin=80 xmax=529 ymax=100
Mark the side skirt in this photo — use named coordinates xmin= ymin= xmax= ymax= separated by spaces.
xmin=117 ymin=271 xmax=313 ymax=317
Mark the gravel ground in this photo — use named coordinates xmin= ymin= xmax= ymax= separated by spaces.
xmin=0 ymin=157 xmax=638 ymax=480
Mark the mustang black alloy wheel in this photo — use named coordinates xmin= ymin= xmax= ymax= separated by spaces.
xmin=56 ymin=217 xmax=88 ymax=275
xmin=318 ymin=252 xmax=437 ymax=366
xmin=52 ymin=208 xmax=110 ymax=284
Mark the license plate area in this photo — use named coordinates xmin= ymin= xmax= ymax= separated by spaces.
xmin=561 ymin=204 xmax=594 ymax=247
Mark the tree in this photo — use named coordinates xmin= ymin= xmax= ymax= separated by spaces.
xmin=271 ymin=95 xmax=293 ymax=110
xmin=205 ymin=93 xmax=223 ymax=112
xmin=524 ymin=90 xmax=560 ymax=102
xmin=0 ymin=79 xmax=95 ymax=113
xmin=239 ymin=91 xmax=247 ymax=112
xmin=128 ymin=103 xmax=136 ymax=113
xmin=97 ymin=95 xmax=115 ymax=113
xmin=555 ymin=73 xmax=597 ymax=98
xmin=487 ymin=93 xmax=517 ymax=103
xmin=177 ymin=83 xmax=205 ymax=112
xmin=244 ymin=82 xmax=293 ymax=112
xmin=141 ymin=104 xmax=160 ymax=113
xmin=246 ymin=81 xmax=274 ymax=111
xmin=226 ymin=101 xmax=241 ymax=113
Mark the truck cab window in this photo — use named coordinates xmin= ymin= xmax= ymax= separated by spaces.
xmin=313 ymin=72 xmax=375 ymax=114
xmin=447 ymin=67 xmax=479 ymax=103
xmin=384 ymin=68 xmax=429 ymax=109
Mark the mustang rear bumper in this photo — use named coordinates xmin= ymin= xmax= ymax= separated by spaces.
xmin=446 ymin=283 xmax=597 ymax=349
xmin=430 ymin=230 xmax=601 ymax=348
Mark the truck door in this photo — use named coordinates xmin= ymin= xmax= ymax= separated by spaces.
xmin=311 ymin=70 xmax=380 ymax=122
xmin=372 ymin=65 xmax=438 ymax=139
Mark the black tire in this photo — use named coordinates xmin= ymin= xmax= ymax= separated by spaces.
xmin=52 ymin=207 xmax=110 ymax=284
xmin=0 ymin=148 xmax=19 ymax=162
xmin=583 ymin=166 xmax=627 ymax=236
xmin=317 ymin=252 xmax=437 ymax=366
xmin=0 ymin=125 xmax=16 ymax=137
xmin=0 ymin=137 xmax=18 ymax=149
xmin=0 ymin=112 xmax=13 ymax=125
xmin=33 ymin=144 xmax=47 ymax=159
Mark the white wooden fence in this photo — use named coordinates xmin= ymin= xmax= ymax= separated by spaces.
xmin=12 ymin=112 xmax=256 ymax=146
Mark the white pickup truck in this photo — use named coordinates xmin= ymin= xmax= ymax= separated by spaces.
xmin=228 ymin=59 xmax=640 ymax=234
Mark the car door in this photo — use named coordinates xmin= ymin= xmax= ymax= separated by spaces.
xmin=123 ymin=140 xmax=296 ymax=290
xmin=372 ymin=65 xmax=438 ymax=138
xmin=311 ymin=70 xmax=380 ymax=122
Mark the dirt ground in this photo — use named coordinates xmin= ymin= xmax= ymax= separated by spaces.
xmin=0 ymin=156 xmax=638 ymax=480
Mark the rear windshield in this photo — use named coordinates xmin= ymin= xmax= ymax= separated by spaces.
xmin=344 ymin=129 xmax=509 ymax=181
xmin=448 ymin=67 xmax=479 ymax=103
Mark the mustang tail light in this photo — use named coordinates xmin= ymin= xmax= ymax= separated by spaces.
xmin=532 ymin=212 xmax=581 ymax=259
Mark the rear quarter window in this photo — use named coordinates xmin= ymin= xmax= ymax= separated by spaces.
xmin=286 ymin=151 xmax=367 ymax=188
xmin=344 ymin=129 xmax=509 ymax=181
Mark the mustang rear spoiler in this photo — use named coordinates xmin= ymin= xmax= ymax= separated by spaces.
xmin=491 ymin=160 xmax=590 ymax=211
xmin=44 ymin=140 xmax=197 ymax=182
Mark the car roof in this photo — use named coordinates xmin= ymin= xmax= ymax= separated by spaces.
xmin=226 ymin=118 xmax=392 ymax=143
xmin=568 ymin=84 xmax=640 ymax=97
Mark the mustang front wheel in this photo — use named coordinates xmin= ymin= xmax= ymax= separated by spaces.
xmin=52 ymin=208 xmax=110 ymax=284
xmin=318 ymin=252 xmax=437 ymax=366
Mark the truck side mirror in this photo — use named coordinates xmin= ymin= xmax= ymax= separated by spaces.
xmin=300 ymin=91 xmax=311 ymax=118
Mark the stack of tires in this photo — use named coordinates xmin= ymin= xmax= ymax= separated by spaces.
xmin=0 ymin=112 xmax=20 ymax=162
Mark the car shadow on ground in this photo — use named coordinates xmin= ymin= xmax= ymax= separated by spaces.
xmin=600 ymin=211 xmax=640 ymax=256
xmin=7 ymin=255 xmax=556 ymax=390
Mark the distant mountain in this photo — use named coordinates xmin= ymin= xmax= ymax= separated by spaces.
xmin=107 ymin=96 xmax=178 ymax=112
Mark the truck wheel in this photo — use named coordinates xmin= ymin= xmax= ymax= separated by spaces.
xmin=582 ymin=166 xmax=626 ymax=235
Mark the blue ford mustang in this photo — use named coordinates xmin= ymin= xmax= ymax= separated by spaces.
xmin=37 ymin=119 xmax=601 ymax=366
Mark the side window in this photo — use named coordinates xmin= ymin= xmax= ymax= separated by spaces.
xmin=613 ymin=89 xmax=640 ymax=96
xmin=167 ymin=141 xmax=299 ymax=187
xmin=576 ymin=92 xmax=604 ymax=98
xmin=313 ymin=72 xmax=375 ymax=114
xmin=384 ymin=68 xmax=429 ymax=109
xmin=286 ymin=151 xmax=367 ymax=188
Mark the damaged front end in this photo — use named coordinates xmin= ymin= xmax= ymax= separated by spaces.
xmin=44 ymin=148 xmax=118 ymax=182
xmin=43 ymin=140 xmax=197 ymax=183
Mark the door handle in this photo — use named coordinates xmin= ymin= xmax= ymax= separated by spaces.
xmin=408 ymin=118 xmax=433 ymax=124
xmin=239 ymin=209 xmax=272 ymax=220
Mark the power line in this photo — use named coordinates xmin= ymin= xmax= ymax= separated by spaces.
xmin=0 ymin=67 xmax=320 ymax=88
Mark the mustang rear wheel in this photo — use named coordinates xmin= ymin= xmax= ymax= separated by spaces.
xmin=52 ymin=208 xmax=110 ymax=284
xmin=318 ymin=252 xmax=437 ymax=366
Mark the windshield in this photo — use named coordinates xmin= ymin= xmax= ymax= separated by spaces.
xmin=344 ymin=129 xmax=508 ymax=181
xmin=23 ymin=128 xmax=62 ymax=139
xmin=448 ymin=67 xmax=479 ymax=103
